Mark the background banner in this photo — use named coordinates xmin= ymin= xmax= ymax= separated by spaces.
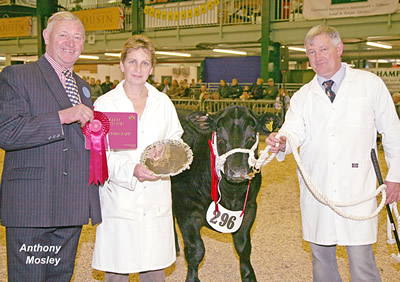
xmin=303 ymin=0 xmax=398 ymax=19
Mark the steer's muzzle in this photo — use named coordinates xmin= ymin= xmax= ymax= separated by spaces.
xmin=225 ymin=166 xmax=251 ymax=183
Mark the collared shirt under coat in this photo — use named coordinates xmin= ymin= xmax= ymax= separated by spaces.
xmin=277 ymin=63 xmax=400 ymax=246
xmin=92 ymin=81 xmax=183 ymax=273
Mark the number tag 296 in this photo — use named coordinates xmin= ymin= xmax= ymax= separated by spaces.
xmin=206 ymin=202 xmax=243 ymax=233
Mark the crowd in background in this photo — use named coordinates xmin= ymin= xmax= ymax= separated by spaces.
xmin=84 ymin=76 xmax=400 ymax=120
xmin=151 ymin=76 xmax=287 ymax=102
xmin=81 ymin=75 xmax=120 ymax=100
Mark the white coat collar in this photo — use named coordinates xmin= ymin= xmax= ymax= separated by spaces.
xmin=108 ymin=81 xmax=160 ymax=110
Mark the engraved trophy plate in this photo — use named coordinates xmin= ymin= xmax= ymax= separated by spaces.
xmin=140 ymin=139 xmax=193 ymax=177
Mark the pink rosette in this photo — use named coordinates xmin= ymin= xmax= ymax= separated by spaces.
xmin=82 ymin=111 xmax=110 ymax=185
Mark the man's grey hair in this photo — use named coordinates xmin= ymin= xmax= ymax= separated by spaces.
xmin=304 ymin=24 xmax=342 ymax=47
xmin=46 ymin=11 xmax=85 ymax=37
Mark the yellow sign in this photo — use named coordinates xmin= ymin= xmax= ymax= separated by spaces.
xmin=73 ymin=7 xmax=122 ymax=31
xmin=207 ymin=0 xmax=213 ymax=10
xmin=214 ymin=0 xmax=220 ymax=6
xmin=194 ymin=7 xmax=200 ymax=16
xmin=181 ymin=10 xmax=186 ymax=20
xmin=149 ymin=7 xmax=155 ymax=17
xmin=168 ymin=12 xmax=173 ymax=21
xmin=0 ymin=16 xmax=32 ymax=38
xmin=161 ymin=11 xmax=167 ymax=20
xmin=144 ymin=5 xmax=150 ymax=14
xmin=155 ymin=9 xmax=161 ymax=19
xmin=174 ymin=11 xmax=179 ymax=21
xmin=200 ymin=4 xmax=206 ymax=14
xmin=187 ymin=9 xmax=193 ymax=19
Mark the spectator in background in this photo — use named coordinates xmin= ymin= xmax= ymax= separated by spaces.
xmin=90 ymin=77 xmax=103 ymax=100
xmin=240 ymin=85 xmax=253 ymax=100
xmin=101 ymin=75 xmax=113 ymax=94
xmin=112 ymin=79 xmax=119 ymax=89
xmin=392 ymin=92 xmax=400 ymax=118
xmin=229 ymin=78 xmax=243 ymax=99
xmin=82 ymin=75 xmax=88 ymax=82
xmin=217 ymin=79 xmax=230 ymax=98
xmin=199 ymin=84 xmax=211 ymax=103
xmin=264 ymin=78 xmax=279 ymax=100
xmin=168 ymin=79 xmax=180 ymax=97
xmin=157 ymin=77 xmax=171 ymax=94
xmin=250 ymin=78 xmax=266 ymax=99
xmin=96 ymin=79 xmax=102 ymax=86
xmin=175 ymin=80 xmax=191 ymax=98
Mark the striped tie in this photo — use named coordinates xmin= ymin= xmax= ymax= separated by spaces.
xmin=323 ymin=80 xmax=336 ymax=103
xmin=63 ymin=70 xmax=81 ymax=106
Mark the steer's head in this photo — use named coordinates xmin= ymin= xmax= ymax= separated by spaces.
xmin=187 ymin=106 xmax=280 ymax=183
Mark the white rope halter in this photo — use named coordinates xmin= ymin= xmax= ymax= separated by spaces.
xmin=211 ymin=132 xmax=260 ymax=178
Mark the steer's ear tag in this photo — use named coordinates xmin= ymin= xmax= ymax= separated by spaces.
xmin=206 ymin=202 xmax=243 ymax=233
xmin=266 ymin=120 xmax=273 ymax=132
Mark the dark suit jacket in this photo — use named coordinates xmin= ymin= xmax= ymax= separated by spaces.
xmin=0 ymin=56 xmax=101 ymax=227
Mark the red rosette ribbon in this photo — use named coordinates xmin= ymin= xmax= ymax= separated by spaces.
xmin=82 ymin=111 xmax=110 ymax=185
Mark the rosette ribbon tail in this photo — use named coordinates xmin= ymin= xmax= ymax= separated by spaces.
xmin=89 ymin=129 xmax=108 ymax=185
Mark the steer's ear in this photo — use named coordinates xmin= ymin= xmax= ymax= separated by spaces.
xmin=186 ymin=111 xmax=215 ymax=133
xmin=258 ymin=113 xmax=281 ymax=134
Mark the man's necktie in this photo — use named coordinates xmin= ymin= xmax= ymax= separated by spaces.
xmin=323 ymin=80 xmax=336 ymax=103
xmin=63 ymin=70 xmax=80 ymax=106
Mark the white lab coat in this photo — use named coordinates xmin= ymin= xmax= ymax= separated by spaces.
xmin=278 ymin=63 xmax=400 ymax=246
xmin=92 ymin=81 xmax=183 ymax=273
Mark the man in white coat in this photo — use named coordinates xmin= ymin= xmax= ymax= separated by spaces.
xmin=266 ymin=24 xmax=400 ymax=281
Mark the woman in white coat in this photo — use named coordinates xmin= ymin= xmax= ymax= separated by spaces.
xmin=92 ymin=35 xmax=183 ymax=282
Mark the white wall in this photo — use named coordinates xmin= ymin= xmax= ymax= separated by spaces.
xmin=75 ymin=63 xmax=198 ymax=85
xmin=153 ymin=64 xmax=198 ymax=85
xmin=76 ymin=64 xmax=123 ymax=83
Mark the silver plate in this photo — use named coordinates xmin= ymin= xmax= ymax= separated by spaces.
xmin=140 ymin=139 xmax=193 ymax=177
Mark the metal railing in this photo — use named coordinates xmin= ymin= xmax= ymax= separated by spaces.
xmin=171 ymin=97 xmax=284 ymax=116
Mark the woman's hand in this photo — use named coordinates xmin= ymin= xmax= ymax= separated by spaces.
xmin=134 ymin=164 xmax=160 ymax=182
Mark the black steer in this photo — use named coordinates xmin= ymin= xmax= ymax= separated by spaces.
xmin=172 ymin=105 xmax=280 ymax=282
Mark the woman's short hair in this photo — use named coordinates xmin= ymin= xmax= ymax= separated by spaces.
xmin=304 ymin=24 xmax=342 ymax=47
xmin=121 ymin=34 xmax=156 ymax=66
xmin=46 ymin=11 xmax=84 ymax=36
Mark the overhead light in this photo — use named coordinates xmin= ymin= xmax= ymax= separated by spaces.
xmin=155 ymin=51 xmax=191 ymax=57
xmin=366 ymin=42 xmax=392 ymax=49
xmin=104 ymin=52 xmax=120 ymax=57
xmin=0 ymin=56 xmax=5 ymax=61
xmin=79 ymin=55 xmax=99 ymax=60
xmin=212 ymin=49 xmax=247 ymax=55
xmin=288 ymin=46 xmax=306 ymax=52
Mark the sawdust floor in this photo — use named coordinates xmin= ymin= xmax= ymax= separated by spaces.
xmin=0 ymin=142 xmax=399 ymax=281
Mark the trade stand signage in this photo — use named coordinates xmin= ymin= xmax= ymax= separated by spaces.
xmin=72 ymin=7 xmax=124 ymax=32
xmin=0 ymin=16 xmax=32 ymax=38
xmin=303 ymin=0 xmax=398 ymax=19
xmin=365 ymin=68 xmax=400 ymax=91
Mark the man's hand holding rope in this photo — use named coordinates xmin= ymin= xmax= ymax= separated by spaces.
xmin=265 ymin=132 xmax=286 ymax=153
xmin=386 ymin=181 xmax=400 ymax=204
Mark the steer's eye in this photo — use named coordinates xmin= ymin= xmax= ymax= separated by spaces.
xmin=246 ymin=133 xmax=257 ymax=147
xmin=217 ymin=138 xmax=227 ymax=145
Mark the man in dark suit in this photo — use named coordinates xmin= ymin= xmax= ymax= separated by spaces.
xmin=0 ymin=11 xmax=101 ymax=281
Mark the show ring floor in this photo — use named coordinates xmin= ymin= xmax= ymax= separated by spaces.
xmin=0 ymin=142 xmax=399 ymax=281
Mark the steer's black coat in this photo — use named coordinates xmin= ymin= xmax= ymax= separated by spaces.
xmin=172 ymin=106 xmax=280 ymax=282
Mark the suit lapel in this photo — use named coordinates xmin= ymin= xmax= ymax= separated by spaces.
xmin=37 ymin=56 xmax=73 ymax=109
xmin=37 ymin=56 xmax=85 ymax=139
